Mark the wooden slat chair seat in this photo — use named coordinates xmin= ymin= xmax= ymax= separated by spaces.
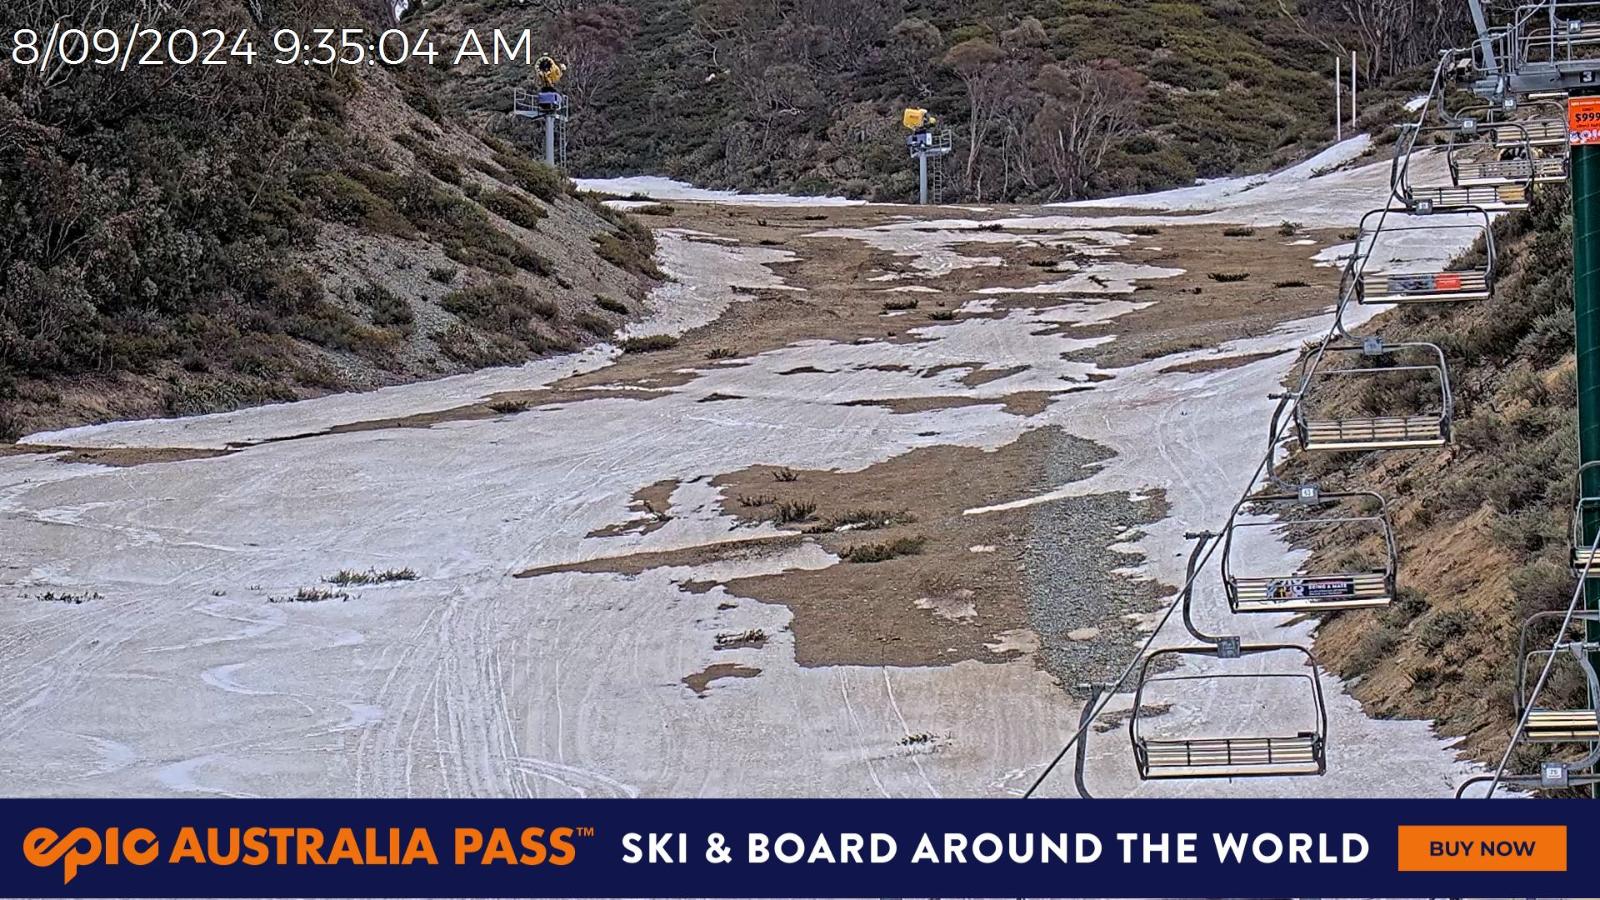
xmin=1230 ymin=572 xmax=1392 ymax=613
xmin=1409 ymin=184 xmax=1528 ymax=211
xmin=1523 ymin=708 xmax=1600 ymax=743
xmin=1359 ymin=270 xmax=1490 ymax=304
xmin=1456 ymin=158 xmax=1534 ymax=186
xmin=1498 ymin=120 xmax=1567 ymax=148
xmin=1534 ymin=157 xmax=1569 ymax=183
xmin=1137 ymin=734 xmax=1323 ymax=779
xmin=1301 ymin=415 xmax=1446 ymax=451
xmin=1572 ymin=545 xmax=1600 ymax=572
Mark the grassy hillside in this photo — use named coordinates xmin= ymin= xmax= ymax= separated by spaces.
xmin=1295 ymin=189 xmax=1581 ymax=772
xmin=426 ymin=0 xmax=1428 ymax=202
xmin=0 ymin=0 xmax=655 ymax=440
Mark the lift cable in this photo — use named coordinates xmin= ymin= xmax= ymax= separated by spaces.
xmin=1482 ymin=525 xmax=1600 ymax=796
xmin=1021 ymin=57 xmax=1452 ymax=799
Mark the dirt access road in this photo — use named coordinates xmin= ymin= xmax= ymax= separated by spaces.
xmin=0 ymin=145 xmax=1474 ymax=798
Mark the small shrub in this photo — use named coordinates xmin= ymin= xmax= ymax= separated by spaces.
xmin=427 ymin=266 xmax=458 ymax=284
xmin=445 ymin=281 xmax=558 ymax=323
xmin=773 ymin=499 xmax=818 ymax=523
xmin=492 ymin=153 xmax=570 ymax=202
xmin=633 ymin=203 xmax=675 ymax=216
xmin=1222 ymin=226 xmax=1256 ymax=237
xmin=737 ymin=494 xmax=775 ymax=507
xmin=354 ymin=284 xmax=414 ymax=329
xmin=483 ymin=189 xmax=548 ymax=230
xmin=573 ymin=312 xmax=615 ymax=335
xmin=594 ymin=233 xmax=663 ymax=279
xmin=35 ymin=591 xmax=101 ymax=605
xmin=270 ymin=587 xmax=350 ymax=603
xmin=705 ymin=347 xmax=738 ymax=360
xmin=928 ymin=310 xmax=957 ymax=321
xmin=1128 ymin=225 xmax=1161 ymax=236
xmin=1416 ymin=608 xmax=1472 ymax=652
xmin=488 ymin=398 xmax=531 ymax=414
xmin=1278 ymin=220 xmax=1301 ymax=236
xmin=842 ymin=535 xmax=927 ymax=563
xmin=715 ymin=628 xmax=767 ymax=648
xmin=620 ymin=334 xmax=679 ymax=353
xmin=771 ymin=467 xmax=799 ymax=482
xmin=595 ymin=295 xmax=629 ymax=315
xmin=1272 ymin=279 xmax=1309 ymax=288
xmin=1208 ymin=272 xmax=1251 ymax=283
xmin=882 ymin=298 xmax=919 ymax=311
xmin=326 ymin=568 xmax=419 ymax=586
xmin=828 ymin=509 xmax=914 ymax=531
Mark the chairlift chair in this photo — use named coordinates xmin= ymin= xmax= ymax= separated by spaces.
xmin=1350 ymin=206 xmax=1496 ymax=304
xmin=1392 ymin=122 xmax=1531 ymax=211
xmin=1492 ymin=101 xmax=1568 ymax=148
xmin=1289 ymin=339 xmax=1454 ymax=452
xmin=1515 ymin=8 xmax=1600 ymax=66
xmin=1570 ymin=460 xmax=1600 ymax=572
xmin=1514 ymin=610 xmax=1600 ymax=744
xmin=1129 ymin=643 xmax=1329 ymax=780
xmin=1497 ymin=118 xmax=1566 ymax=148
xmin=1455 ymin=768 xmax=1600 ymax=797
xmin=1220 ymin=489 xmax=1398 ymax=613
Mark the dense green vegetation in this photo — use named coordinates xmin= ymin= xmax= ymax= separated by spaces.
xmin=0 ymin=0 xmax=651 ymax=438
xmin=431 ymin=0 xmax=1437 ymax=202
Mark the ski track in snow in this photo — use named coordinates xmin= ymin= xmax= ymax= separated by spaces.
xmin=0 ymin=141 xmax=1479 ymax=798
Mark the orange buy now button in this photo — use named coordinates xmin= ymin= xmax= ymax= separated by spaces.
xmin=1397 ymin=826 xmax=1566 ymax=872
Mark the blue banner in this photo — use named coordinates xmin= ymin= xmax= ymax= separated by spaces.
xmin=0 ymin=798 xmax=1590 ymax=897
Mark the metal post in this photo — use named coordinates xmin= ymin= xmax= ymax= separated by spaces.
xmin=1351 ymin=51 xmax=1357 ymax=129
xmin=1335 ymin=56 xmax=1343 ymax=142
xmin=543 ymin=115 xmax=557 ymax=167
xmin=1468 ymin=0 xmax=1498 ymax=74
xmin=1574 ymin=89 xmax=1600 ymax=797
xmin=918 ymin=152 xmax=928 ymax=205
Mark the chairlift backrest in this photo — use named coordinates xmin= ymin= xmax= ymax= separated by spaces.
xmin=1349 ymin=206 xmax=1496 ymax=304
xmin=1220 ymin=490 xmax=1398 ymax=613
xmin=1128 ymin=643 xmax=1328 ymax=780
xmin=1290 ymin=340 xmax=1455 ymax=452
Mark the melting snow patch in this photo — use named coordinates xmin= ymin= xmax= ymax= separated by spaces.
xmin=575 ymin=175 xmax=864 ymax=207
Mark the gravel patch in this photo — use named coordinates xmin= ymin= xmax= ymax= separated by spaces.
xmin=1024 ymin=429 xmax=1170 ymax=694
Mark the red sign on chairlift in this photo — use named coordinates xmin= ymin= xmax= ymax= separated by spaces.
xmin=1569 ymin=95 xmax=1600 ymax=146
xmin=1434 ymin=273 xmax=1463 ymax=291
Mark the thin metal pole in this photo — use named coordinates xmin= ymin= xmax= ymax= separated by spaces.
xmin=1335 ymin=56 xmax=1342 ymax=142
xmin=544 ymin=116 xmax=557 ymax=167
xmin=918 ymin=153 xmax=928 ymax=205
xmin=1350 ymin=51 xmax=1357 ymax=129
xmin=1574 ymin=89 xmax=1600 ymax=798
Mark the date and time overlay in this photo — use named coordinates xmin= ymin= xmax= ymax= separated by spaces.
xmin=7 ymin=24 xmax=540 ymax=71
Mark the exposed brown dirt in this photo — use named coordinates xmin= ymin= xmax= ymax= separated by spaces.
xmin=514 ymin=534 xmax=807 ymax=580
xmin=586 ymin=479 xmax=680 ymax=539
xmin=704 ymin=429 xmax=1060 ymax=668
xmin=2 ymin=444 xmax=236 ymax=467
xmin=548 ymin=206 xmax=1345 ymax=398
xmin=683 ymin=663 xmax=761 ymax=696
xmin=1158 ymin=351 xmax=1284 ymax=375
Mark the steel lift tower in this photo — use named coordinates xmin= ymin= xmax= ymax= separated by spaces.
xmin=1467 ymin=0 xmax=1600 ymax=795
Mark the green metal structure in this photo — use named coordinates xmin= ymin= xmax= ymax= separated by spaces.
xmin=1577 ymin=91 xmax=1600 ymax=795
